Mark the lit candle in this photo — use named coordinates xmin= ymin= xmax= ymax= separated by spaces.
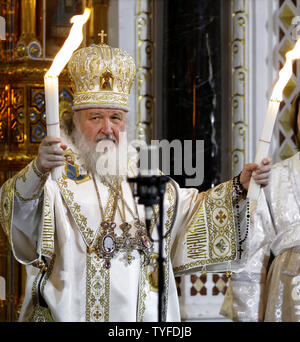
xmin=44 ymin=75 xmax=61 ymax=179
xmin=44 ymin=8 xmax=91 ymax=180
xmin=247 ymin=38 xmax=300 ymax=200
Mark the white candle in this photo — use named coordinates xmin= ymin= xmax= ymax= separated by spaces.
xmin=247 ymin=37 xmax=300 ymax=201
xmin=43 ymin=8 xmax=91 ymax=181
xmin=247 ymin=99 xmax=280 ymax=200
xmin=44 ymin=75 xmax=63 ymax=180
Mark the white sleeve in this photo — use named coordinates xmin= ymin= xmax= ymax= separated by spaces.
xmin=4 ymin=159 xmax=49 ymax=264
xmin=220 ymin=189 xmax=275 ymax=321
xmin=14 ymin=158 xmax=49 ymax=201
xmin=11 ymin=195 xmax=43 ymax=263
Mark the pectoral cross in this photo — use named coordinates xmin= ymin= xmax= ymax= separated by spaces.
xmin=98 ymin=30 xmax=107 ymax=45
xmin=238 ymin=245 xmax=243 ymax=259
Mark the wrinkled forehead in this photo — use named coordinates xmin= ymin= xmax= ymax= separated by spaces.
xmin=76 ymin=108 xmax=127 ymax=119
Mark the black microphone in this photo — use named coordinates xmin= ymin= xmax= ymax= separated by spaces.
xmin=128 ymin=145 xmax=160 ymax=235
xmin=127 ymin=145 xmax=169 ymax=322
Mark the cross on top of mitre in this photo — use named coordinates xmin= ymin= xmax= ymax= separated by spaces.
xmin=98 ymin=30 xmax=107 ymax=44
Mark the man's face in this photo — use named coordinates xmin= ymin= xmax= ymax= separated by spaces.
xmin=74 ymin=108 xmax=127 ymax=146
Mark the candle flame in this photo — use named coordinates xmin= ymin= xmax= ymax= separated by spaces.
xmin=45 ymin=8 xmax=91 ymax=78
xmin=271 ymin=38 xmax=300 ymax=101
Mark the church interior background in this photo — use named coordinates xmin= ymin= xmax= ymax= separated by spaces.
xmin=0 ymin=0 xmax=299 ymax=322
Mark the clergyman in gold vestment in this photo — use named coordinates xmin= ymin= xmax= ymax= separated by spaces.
xmin=0 ymin=41 xmax=271 ymax=322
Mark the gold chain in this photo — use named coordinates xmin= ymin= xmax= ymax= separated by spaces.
xmin=90 ymin=176 xmax=155 ymax=266
xmin=92 ymin=175 xmax=105 ymax=219
xmin=100 ymin=176 xmax=140 ymax=222
xmin=103 ymin=177 xmax=160 ymax=229
xmin=89 ymin=175 xmax=119 ymax=250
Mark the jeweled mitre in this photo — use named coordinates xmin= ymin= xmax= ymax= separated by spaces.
xmin=68 ymin=44 xmax=136 ymax=111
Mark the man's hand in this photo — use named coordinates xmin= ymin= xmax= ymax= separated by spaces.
xmin=240 ymin=157 xmax=272 ymax=191
xmin=36 ymin=136 xmax=67 ymax=174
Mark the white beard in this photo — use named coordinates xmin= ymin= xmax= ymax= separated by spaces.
xmin=71 ymin=127 xmax=128 ymax=181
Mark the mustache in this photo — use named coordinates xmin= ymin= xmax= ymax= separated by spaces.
xmin=95 ymin=134 xmax=117 ymax=144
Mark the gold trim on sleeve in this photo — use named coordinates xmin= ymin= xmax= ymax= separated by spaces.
xmin=173 ymin=180 xmax=237 ymax=274
xmin=0 ymin=177 xmax=15 ymax=242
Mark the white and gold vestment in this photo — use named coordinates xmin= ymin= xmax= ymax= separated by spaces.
xmin=0 ymin=135 xmax=249 ymax=322
xmin=221 ymin=152 xmax=300 ymax=322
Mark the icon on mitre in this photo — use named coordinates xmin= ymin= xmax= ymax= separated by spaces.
xmin=101 ymin=71 xmax=113 ymax=90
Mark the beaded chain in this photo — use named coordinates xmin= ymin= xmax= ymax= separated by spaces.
xmin=232 ymin=173 xmax=250 ymax=260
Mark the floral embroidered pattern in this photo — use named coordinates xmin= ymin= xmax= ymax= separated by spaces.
xmin=173 ymin=180 xmax=240 ymax=275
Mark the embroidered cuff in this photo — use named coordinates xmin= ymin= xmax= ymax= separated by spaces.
xmin=14 ymin=159 xmax=49 ymax=201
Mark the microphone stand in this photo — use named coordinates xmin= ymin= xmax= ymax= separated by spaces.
xmin=128 ymin=174 xmax=169 ymax=322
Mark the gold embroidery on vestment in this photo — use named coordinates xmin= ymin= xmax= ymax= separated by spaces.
xmin=174 ymin=180 xmax=237 ymax=274
xmin=0 ymin=177 xmax=15 ymax=241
